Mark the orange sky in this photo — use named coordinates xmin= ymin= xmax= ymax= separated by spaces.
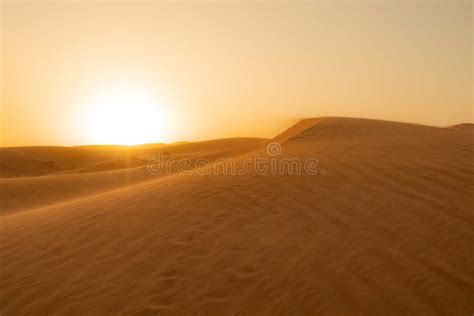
xmin=1 ymin=1 xmax=472 ymax=146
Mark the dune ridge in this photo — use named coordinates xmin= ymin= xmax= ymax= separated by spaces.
xmin=0 ymin=117 xmax=473 ymax=315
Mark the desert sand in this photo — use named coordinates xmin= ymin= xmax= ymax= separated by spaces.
xmin=1 ymin=117 xmax=473 ymax=315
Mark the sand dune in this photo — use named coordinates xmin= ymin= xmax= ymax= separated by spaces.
xmin=0 ymin=138 xmax=265 ymax=178
xmin=0 ymin=138 xmax=265 ymax=216
xmin=1 ymin=118 xmax=473 ymax=315
xmin=448 ymin=123 xmax=474 ymax=134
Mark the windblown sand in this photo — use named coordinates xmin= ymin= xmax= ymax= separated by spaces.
xmin=1 ymin=118 xmax=473 ymax=315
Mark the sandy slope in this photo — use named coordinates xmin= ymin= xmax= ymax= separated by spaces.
xmin=0 ymin=118 xmax=473 ymax=315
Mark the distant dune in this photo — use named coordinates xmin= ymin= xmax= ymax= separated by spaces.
xmin=0 ymin=118 xmax=473 ymax=315
xmin=0 ymin=138 xmax=265 ymax=178
xmin=0 ymin=138 xmax=266 ymax=216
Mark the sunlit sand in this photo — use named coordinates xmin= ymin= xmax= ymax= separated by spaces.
xmin=1 ymin=118 xmax=473 ymax=314
xmin=1 ymin=1 xmax=472 ymax=314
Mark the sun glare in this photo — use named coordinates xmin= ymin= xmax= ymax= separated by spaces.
xmin=81 ymin=85 xmax=172 ymax=145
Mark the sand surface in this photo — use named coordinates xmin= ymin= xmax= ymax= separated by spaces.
xmin=1 ymin=117 xmax=473 ymax=315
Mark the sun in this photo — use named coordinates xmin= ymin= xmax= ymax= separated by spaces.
xmin=80 ymin=85 xmax=172 ymax=145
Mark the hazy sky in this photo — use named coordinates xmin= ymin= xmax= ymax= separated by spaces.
xmin=1 ymin=1 xmax=472 ymax=146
